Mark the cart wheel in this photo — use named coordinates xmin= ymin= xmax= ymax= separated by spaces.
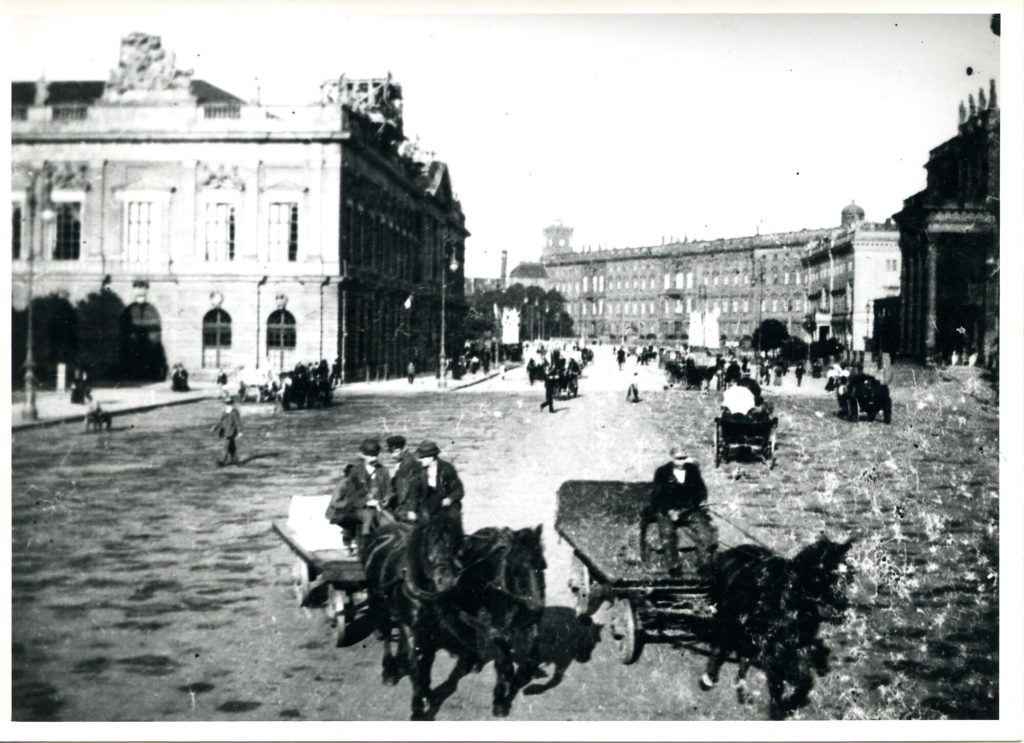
xmin=568 ymin=555 xmax=591 ymax=616
xmin=883 ymin=400 xmax=893 ymax=424
xmin=847 ymin=397 xmax=859 ymax=422
xmin=767 ymin=429 xmax=777 ymax=469
xmin=713 ymin=424 xmax=722 ymax=468
xmin=292 ymin=557 xmax=314 ymax=607
xmin=608 ymin=598 xmax=641 ymax=664
xmin=326 ymin=584 xmax=351 ymax=647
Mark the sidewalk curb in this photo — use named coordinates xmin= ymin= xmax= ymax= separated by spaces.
xmin=11 ymin=393 xmax=217 ymax=433
xmin=450 ymin=363 xmax=523 ymax=391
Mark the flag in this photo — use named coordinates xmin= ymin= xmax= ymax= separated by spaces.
xmin=404 ymin=295 xmax=413 ymax=310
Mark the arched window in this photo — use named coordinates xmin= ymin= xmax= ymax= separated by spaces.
xmin=267 ymin=309 xmax=297 ymax=350
xmin=202 ymin=308 xmax=232 ymax=368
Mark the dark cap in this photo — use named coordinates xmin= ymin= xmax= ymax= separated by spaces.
xmin=415 ymin=440 xmax=441 ymax=458
xmin=386 ymin=434 xmax=407 ymax=451
xmin=359 ymin=438 xmax=382 ymax=456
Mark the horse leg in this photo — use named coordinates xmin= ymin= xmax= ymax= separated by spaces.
xmin=379 ymin=615 xmax=402 ymax=686
xmin=512 ymin=625 xmax=544 ymax=689
xmin=700 ymin=642 xmax=729 ymax=690
xmin=491 ymin=636 xmax=516 ymax=717
xmin=734 ymin=658 xmax=753 ymax=705
xmin=766 ymin=670 xmax=787 ymax=720
xmin=810 ymin=639 xmax=830 ymax=675
xmin=405 ymin=627 xmax=436 ymax=721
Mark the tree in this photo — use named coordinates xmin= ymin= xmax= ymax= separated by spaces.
xmin=780 ymin=336 xmax=809 ymax=364
xmin=462 ymin=283 xmax=573 ymax=343
xmin=752 ymin=318 xmax=789 ymax=354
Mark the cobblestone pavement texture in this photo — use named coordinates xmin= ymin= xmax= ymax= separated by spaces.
xmin=10 ymin=350 xmax=999 ymax=721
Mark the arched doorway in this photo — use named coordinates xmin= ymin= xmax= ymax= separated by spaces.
xmin=202 ymin=308 xmax=232 ymax=369
xmin=120 ymin=302 xmax=166 ymax=380
xmin=266 ymin=309 xmax=296 ymax=371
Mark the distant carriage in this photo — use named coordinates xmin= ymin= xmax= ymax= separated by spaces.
xmin=280 ymin=364 xmax=333 ymax=410
xmin=834 ymin=373 xmax=892 ymax=424
xmin=714 ymin=412 xmax=778 ymax=468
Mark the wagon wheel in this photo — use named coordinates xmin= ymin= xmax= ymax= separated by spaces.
xmin=292 ymin=556 xmax=315 ymax=607
xmin=883 ymin=399 xmax=893 ymax=424
xmin=766 ymin=428 xmax=777 ymax=469
xmin=713 ymin=422 xmax=722 ymax=468
xmin=608 ymin=598 xmax=642 ymax=664
xmin=568 ymin=555 xmax=591 ymax=616
xmin=325 ymin=584 xmax=353 ymax=647
xmin=847 ymin=396 xmax=859 ymax=422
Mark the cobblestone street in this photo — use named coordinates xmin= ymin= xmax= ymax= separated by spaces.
xmin=11 ymin=352 xmax=999 ymax=721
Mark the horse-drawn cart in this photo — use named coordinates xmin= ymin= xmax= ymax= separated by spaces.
xmin=555 ymin=481 xmax=714 ymax=665
xmin=272 ymin=495 xmax=367 ymax=647
xmin=713 ymin=413 xmax=777 ymax=468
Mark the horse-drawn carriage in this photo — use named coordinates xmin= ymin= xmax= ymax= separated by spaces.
xmin=713 ymin=412 xmax=778 ymax=468
xmin=556 ymin=481 xmax=714 ymax=664
xmin=273 ymin=495 xmax=368 ymax=646
xmin=238 ymin=366 xmax=279 ymax=403
xmin=556 ymin=358 xmax=581 ymax=399
xmin=828 ymin=373 xmax=893 ymax=424
xmin=280 ymin=365 xmax=333 ymax=410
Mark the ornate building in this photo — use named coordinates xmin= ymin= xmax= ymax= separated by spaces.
xmin=11 ymin=33 xmax=468 ymax=383
xmin=801 ymin=202 xmax=901 ymax=352
xmin=892 ymin=80 xmax=999 ymax=364
xmin=540 ymin=223 xmax=822 ymax=346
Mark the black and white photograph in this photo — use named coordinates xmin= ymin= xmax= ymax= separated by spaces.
xmin=3 ymin=0 xmax=1022 ymax=737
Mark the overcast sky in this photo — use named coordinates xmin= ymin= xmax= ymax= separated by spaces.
xmin=5 ymin=7 xmax=1002 ymax=277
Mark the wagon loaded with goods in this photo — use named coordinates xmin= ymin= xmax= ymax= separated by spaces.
xmin=272 ymin=495 xmax=367 ymax=646
xmin=555 ymin=480 xmax=714 ymax=664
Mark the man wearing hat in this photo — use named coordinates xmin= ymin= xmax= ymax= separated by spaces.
xmin=414 ymin=440 xmax=464 ymax=525
xmin=386 ymin=434 xmax=425 ymax=522
xmin=645 ymin=448 xmax=718 ymax=579
xmin=325 ymin=438 xmax=394 ymax=550
xmin=211 ymin=397 xmax=243 ymax=466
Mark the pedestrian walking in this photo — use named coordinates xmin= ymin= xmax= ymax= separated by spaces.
xmin=617 ymin=347 xmax=626 ymax=370
xmin=540 ymin=362 xmax=558 ymax=413
xmin=211 ymin=397 xmax=243 ymax=466
xmin=325 ymin=438 xmax=394 ymax=551
xmin=795 ymin=362 xmax=805 ymax=387
xmin=386 ymin=434 xmax=425 ymax=523
xmin=414 ymin=440 xmax=464 ymax=526
xmin=407 ymin=360 xmax=416 ymax=384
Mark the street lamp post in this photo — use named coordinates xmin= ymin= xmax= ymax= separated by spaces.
xmin=438 ymin=242 xmax=460 ymax=389
xmin=23 ymin=164 xmax=55 ymax=421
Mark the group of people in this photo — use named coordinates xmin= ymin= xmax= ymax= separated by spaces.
xmin=324 ymin=436 xmax=464 ymax=552
xmin=171 ymin=364 xmax=191 ymax=392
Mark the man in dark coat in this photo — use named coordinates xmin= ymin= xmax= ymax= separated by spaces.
xmin=326 ymin=438 xmax=393 ymax=550
xmin=414 ymin=440 xmax=464 ymax=526
xmin=386 ymin=434 xmax=425 ymax=522
xmin=211 ymin=397 xmax=243 ymax=466
xmin=540 ymin=361 xmax=558 ymax=413
xmin=646 ymin=449 xmax=718 ymax=579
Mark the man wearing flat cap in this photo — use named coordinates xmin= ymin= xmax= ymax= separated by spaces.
xmin=414 ymin=440 xmax=464 ymax=525
xmin=386 ymin=434 xmax=425 ymax=523
xmin=644 ymin=448 xmax=718 ymax=579
xmin=326 ymin=438 xmax=394 ymax=550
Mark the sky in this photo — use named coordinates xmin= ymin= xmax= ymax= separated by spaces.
xmin=3 ymin=6 xmax=1004 ymax=278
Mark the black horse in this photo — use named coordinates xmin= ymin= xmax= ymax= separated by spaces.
xmin=438 ymin=525 xmax=547 ymax=717
xmin=361 ymin=511 xmax=465 ymax=720
xmin=699 ymin=535 xmax=854 ymax=719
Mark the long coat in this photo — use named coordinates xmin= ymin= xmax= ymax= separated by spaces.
xmin=215 ymin=408 xmax=242 ymax=438
xmin=391 ymin=451 xmax=426 ymax=518
xmin=325 ymin=459 xmax=392 ymax=524
xmin=416 ymin=459 xmax=464 ymax=521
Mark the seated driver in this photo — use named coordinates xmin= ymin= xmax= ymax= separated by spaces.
xmin=648 ymin=449 xmax=719 ymax=579
xmin=325 ymin=438 xmax=395 ymax=552
xmin=723 ymin=372 xmax=776 ymax=423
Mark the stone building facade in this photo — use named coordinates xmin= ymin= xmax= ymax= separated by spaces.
xmin=801 ymin=202 xmax=901 ymax=352
xmin=11 ymin=33 xmax=468 ymax=383
xmin=892 ymin=80 xmax=999 ymax=364
xmin=540 ymin=225 xmax=824 ymax=346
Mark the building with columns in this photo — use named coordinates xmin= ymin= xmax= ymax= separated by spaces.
xmin=892 ymin=80 xmax=999 ymax=365
xmin=801 ymin=202 xmax=901 ymax=352
xmin=11 ymin=33 xmax=468 ymax=383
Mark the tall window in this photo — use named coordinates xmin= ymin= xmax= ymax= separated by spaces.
xmin=12 ymin=203 xmax=22 ymax=259
xmin=267 ymin=309 xmax=296 ymax=350
xmin=269 ymin=203 xmax=299 ymax=262
xmin=205 ymin=203 xmax=236 ymax=261
xmin=53 ymin=202 xmax=82 ymax=260
xmin=202 ymin=308 xmax=232 ymax=368
xmin=126 ymin=202 xmax=156 ymax=262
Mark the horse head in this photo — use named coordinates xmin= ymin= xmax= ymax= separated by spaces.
xmin=407 ymin=510 xmax=464 ymax=596
xmin=507 ymin=525 xmax=547 ymax=625
xmin=791 ymin=535 xmax=855 ymax=623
